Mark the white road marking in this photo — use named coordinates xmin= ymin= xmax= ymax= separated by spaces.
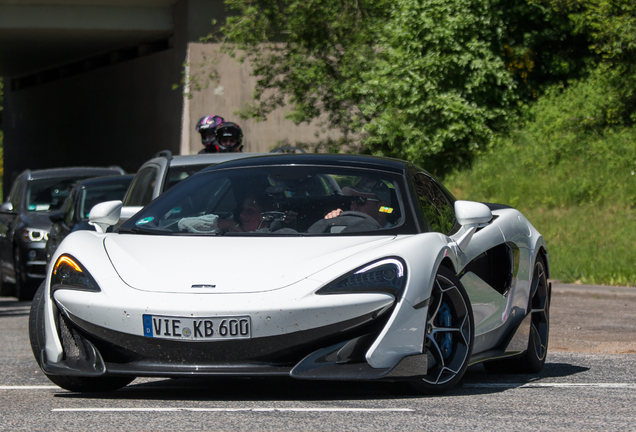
xmin=464 ymin=383 xmax=636 ymax=389
xmin=53 ymin=408 xmax=414 ymax=413
xmin=0 ymin=386 xmax=59 ymax=390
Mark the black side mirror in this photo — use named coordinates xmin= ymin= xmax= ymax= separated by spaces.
xmin=48 ymin=210 xmax=67 ymax=223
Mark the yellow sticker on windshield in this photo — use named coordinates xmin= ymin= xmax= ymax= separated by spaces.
xmin=379 ymin=206 xmax=394 ymax=214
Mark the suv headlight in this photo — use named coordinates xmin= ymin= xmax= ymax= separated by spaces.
xmin=317 ymin=258 xmax=406 ymax=297
xmin=51 ymin=255 xmax=100 ymax=295
xmin=22 ymin=228 xmax=49 ymax=242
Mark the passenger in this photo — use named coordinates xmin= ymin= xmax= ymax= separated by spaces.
xmin=218 ymin=193 xmax=270 ymax=232
xmin=196 ymin=115 xmax=226 ymax=154
xmin=325 ymin=178 xmax=393 ymax=228
xmin=214 ymin=122 xmax=244 ymax=153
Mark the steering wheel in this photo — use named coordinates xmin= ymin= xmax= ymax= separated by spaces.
xmin=337 ymin=211 xmax=382 ymax=229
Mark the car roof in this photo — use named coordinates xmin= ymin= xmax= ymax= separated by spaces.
xmin=144 ymin=152 xmax=272 ymax=168
xmin=199 ymin=153 xmax=410 ymax=174
xmin=24 ymin=166 xmax=125 ymax=180
xmin=76 ymin=174 xmax=135 ymax=188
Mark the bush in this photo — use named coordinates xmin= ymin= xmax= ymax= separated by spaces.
xmin=445 ymin=71 xmax=636 ymax=285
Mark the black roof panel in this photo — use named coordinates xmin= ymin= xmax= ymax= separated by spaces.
xmin=26 ymin=167 xmax=125 ymax=180
xmin=200 ymin=153 xmax=409 ymax=174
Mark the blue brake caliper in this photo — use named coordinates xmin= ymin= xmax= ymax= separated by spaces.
xmin=437 ymin=302 xmax=453 ymax=359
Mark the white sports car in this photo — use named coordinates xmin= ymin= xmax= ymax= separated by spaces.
xmin=29 ymin=154 xmax=550 ymax=394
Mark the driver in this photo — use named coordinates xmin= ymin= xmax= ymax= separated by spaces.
xmin=325 ymin=178 xmax=393 ymax=228
xmin=217 ymin=193 xmax=271 ymax=232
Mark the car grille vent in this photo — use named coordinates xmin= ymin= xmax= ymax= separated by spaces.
xmin=59 ymin=315 xmax=89 ymax=361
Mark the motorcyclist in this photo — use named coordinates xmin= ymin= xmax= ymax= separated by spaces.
xmin=214 ymin=122 xmax=244 ymax=153
xmin=196 ymin=115 xmax=225 ymax=154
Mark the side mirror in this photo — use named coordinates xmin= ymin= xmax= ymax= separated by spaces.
xmin=453 ymin=201 xmax=493 ymax=251
xmin=455 ymin=201 xmax=492 ymax=226
xmin=0 ymin=202 xmax=15 ymax=213
xmin=48 ymin=210 xmax=66 ymax=224
xmin=89 ymin=200 xmax=122 ymax=233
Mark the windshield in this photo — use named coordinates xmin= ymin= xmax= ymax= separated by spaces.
xmin=122 ymin=166 xmax=406 ymax=235
xmin=79 ymin=179 xmax=133 ymax=219
xmin=164 ymin=163 xmax=213 ymax=192
xmin=26 ymin=177 xmax=90 ymax=212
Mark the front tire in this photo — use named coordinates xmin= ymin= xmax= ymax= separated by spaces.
xmin=408 ymin=266 xmax=474 ymax=394
xmin=29 ymin=282 xmax=134 ymax=392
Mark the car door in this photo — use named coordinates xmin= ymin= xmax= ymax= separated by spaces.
xmin=410 ymin=170 xmax=509 ymax=340
xmin=0 ymin=175 xmax=25 ymax=283
xmin=123 ymin=165 xmax=161 ymax=208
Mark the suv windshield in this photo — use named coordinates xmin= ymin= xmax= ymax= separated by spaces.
xmin=26 ymin=177 xmax=90 ymax=212
xmin=79 ymin=180 xmax=133 ymax=219
xmin=122 ymin=166 xmax=405 ymax=235
xmin=164 ymin=163 xmax=213 ymax=192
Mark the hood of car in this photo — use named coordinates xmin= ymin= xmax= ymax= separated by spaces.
xmin=104 ymin=235 xmax=395 ymax=293
xmin=22 ymin=211 xmax=54 ymax=231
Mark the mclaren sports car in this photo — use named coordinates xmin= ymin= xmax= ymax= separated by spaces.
xmin=29 ymin=154 xmax=551 ymax=394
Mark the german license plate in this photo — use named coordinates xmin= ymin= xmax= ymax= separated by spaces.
xmin=142 ymin=314 xmax=251 ymax=340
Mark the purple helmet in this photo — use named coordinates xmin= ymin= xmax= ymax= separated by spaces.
xmin=196 ymin=115 xmax=225 ymax=148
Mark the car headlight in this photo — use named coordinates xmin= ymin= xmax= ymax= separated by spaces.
xmin=22 ymin=228 xmax=49 ymax=242
xmin=317 ymin=258 xmax=406 ymax=297
xmin=51 ymin=255 xmax=100 ymax=295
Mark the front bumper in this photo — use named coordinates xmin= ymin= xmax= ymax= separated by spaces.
xmin=41 ymin=296 xmax=428 ymax=381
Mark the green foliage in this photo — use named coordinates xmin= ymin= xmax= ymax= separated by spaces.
xmin=217 ymin=0 xmax=522 ymax=176
xmin=445 ymin=71 xmax=636 ymax=285
xmin=535 ymin=0 xmax=636 ymax=124
xmin=219 ymin=0 xmax=389 ymax=150
xmin=360 ymin=0 xmax=517 ymax=175
xmin=499 ymin=0 xmax=595 ymax=99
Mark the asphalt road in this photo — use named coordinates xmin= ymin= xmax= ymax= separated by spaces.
xmin=1 ymin=285 xmax=634 ymax=431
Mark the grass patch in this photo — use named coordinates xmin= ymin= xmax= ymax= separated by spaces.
xmin=524 ymin=205 xmax=636 ymax=286
xmin=445 ymin=82 xmax=636 ymax=286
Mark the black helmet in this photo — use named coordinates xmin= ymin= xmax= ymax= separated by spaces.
xmin=215 ymin=122 xmax=244 ymax=152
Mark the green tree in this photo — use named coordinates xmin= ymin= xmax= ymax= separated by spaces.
xmin=218 ymin=0 xmax=520 ymax=176
xmin=218 ymin=0 xmax=390 ymax=150
xmin=359 ymin=0 xmax=517 ymax=175
xmin=535 ymin=0 xmax=636 ymax=125
xmin=499 ymin=0 xmax=594 ymax=100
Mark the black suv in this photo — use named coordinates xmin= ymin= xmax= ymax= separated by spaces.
xmin=0 ymin=166 xmax=125 ymax=300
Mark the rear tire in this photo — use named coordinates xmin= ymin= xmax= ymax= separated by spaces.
xmin=407 ymin=266 xmax=474 ymax=394
xmin=29 ymin=282 xmax=134 ymax=392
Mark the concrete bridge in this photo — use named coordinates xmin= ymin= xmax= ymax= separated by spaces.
xmin=0 ymin=0 xmax=323 ymax=198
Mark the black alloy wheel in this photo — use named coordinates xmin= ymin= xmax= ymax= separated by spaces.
xmin=408 ymin=266 xmax=474 ymax=394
